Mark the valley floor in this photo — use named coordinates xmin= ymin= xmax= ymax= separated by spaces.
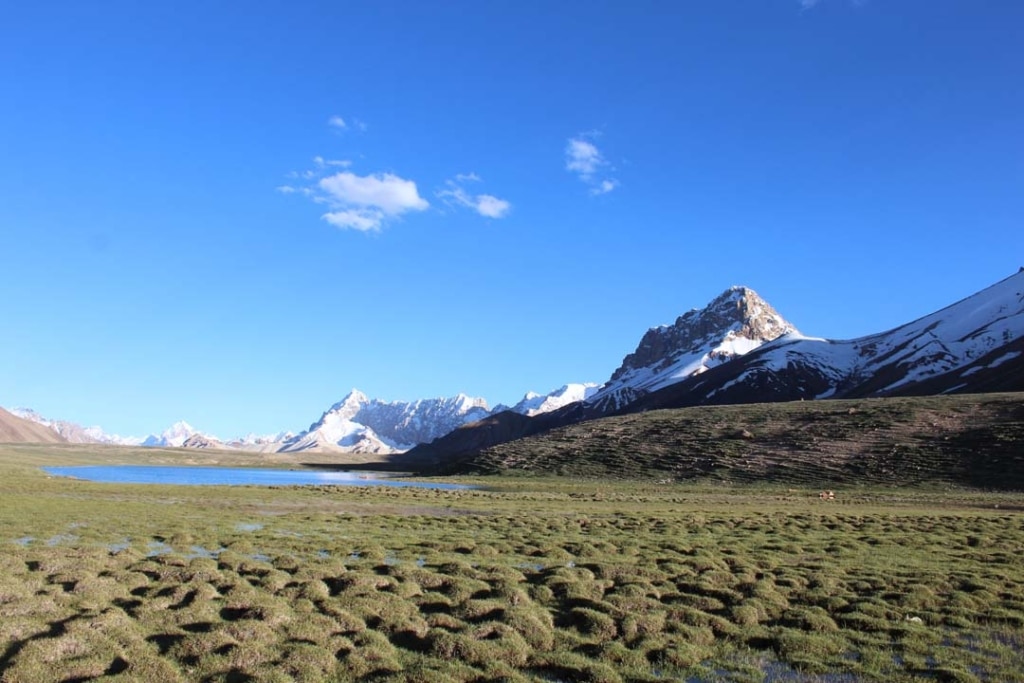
xmin=1 ymin=444 xmax=1023 ymax=682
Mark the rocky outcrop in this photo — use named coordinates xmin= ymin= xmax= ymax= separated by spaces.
xmin=180 ymin=433 xmax=228 ymax=450
xmin=588 ymin=286 xmax=797 ymax=412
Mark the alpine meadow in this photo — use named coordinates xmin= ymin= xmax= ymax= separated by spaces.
xmin=3 ymin=2 xmax=1024 ymax=682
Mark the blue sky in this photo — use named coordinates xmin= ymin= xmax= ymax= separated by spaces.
xmin=2 ymin=0 xmax=1021 ymax=438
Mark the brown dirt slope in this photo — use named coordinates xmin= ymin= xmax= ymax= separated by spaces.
xmin=0 ymin=408 xmax=66 ymax=443
xmin=440 ymin=393 xmax=1024 ymax=489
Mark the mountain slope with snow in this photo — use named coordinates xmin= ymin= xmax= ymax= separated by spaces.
xmin=7 ymin=408 xmax=145 ymax=445
xmin=278 ymin=390 xmax=492 ymax=454
xmin=405 ymin=286 xmax=798 ymax=465
xmin=507 ymin=384 xmax=600 ymax=417
xmin=585 ymin=286 xmax=797 ymax=413
xmin=407 ymin=272 xmax=1024 ymax=466
xmin=0 ymin=408 xmax=68 ymax=443
xmin=141 ymin=421 xmax=207 ymax=448
xmin=635 ymin=270 xmax=1024 ymax=411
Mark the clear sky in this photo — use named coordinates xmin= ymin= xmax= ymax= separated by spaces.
xmin=2 ymin=0 xmax=1022 ymax=439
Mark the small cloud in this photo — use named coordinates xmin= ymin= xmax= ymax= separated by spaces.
xmin=328 ymin=115 xmax=348 ymax=130
xmin=317 ymin=171 xmax=429 ymax=232
xmin=475 ymin=194 xmax=511 ymax=219
xmin=566 ymin=138 xmax=604 ymax=179
xmin=279 ymin=158 xmax=429 ymax=232
xmin=313 ymin=156 xmax=352 ymax=169
xmin=591 ymin=179 xmax=619 ymax=196
xmin=438 ymin=175 xmax=511 ymax=219
xmin=565 ymin=134 xmax=619 ymax=195
xmin=322 ymin=209 xmax=383 ymax=232
xmin=320 ymin=172 xmax=428 ymax=214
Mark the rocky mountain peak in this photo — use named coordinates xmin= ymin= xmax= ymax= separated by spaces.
xmin=324 ymin=389 xmax=370 ymax=420
xmin=610 ymin=286 xmax=796 ymax=382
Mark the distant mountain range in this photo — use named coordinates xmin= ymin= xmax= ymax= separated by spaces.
xmin=4 ymin=384 xmax=603 ymax=454
xmin=6 ymin=271 xmax=1024 ymax=460
xmin=404 ymin=270 xmax=1024 ymax=466
xmin=0 ymin=408 xmax=67 ymax=444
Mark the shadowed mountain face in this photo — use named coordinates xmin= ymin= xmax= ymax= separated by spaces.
xmin=635 ymin=270 xmax=1024 ymax=411
xmin=0 ymin=408 xmax=68 ymax=444
xmin=406 ymin=271 xmax=1024 ymax=466
xmin=440 ymin=394 xmax=1024 ymax=489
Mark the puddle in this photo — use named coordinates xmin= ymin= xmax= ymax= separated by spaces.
xmin=108 ymin=539 xmax=131 ymax=554
xmin=13 ymin=536 xmax=34 ymax=546
xmin=250 ymin=553 xmax=271 ymax=562
xmin=146 ymin=541 xmax=172 ymax=557
xmin=46 ymin=534 xmax=78 ymax=547
xmin=761 ymin=661 xmax=861 ymax=682
xmin=186 ymin=545 xmax=226 ymax=559
xmin=235 ymin=522 xmax=264 ymax=532
xmin=317 ymin=550 xmax=330 ymax=559
xmin=416 ymin=556 xmax=426 ymax=567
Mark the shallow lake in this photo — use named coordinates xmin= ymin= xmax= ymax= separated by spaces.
xmin=42 ymin=465 xmax=471 ymax=489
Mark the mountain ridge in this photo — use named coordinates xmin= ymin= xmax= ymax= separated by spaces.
xmin=404 ymin=272 xmax=1024 ymax=466
xmin=9 ymin=272 xmax=1024 ymax=457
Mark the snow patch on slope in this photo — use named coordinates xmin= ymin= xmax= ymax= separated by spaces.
xmin=508 ymin=383 xmax=600 ymax=416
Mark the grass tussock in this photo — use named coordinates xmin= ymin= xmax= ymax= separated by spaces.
xmin=2 ymin=439 xmax=1024 ymax=681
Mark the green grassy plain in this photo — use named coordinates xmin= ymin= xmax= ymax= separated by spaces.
xmin=1 ymin=443 xmax=1023 ymax=682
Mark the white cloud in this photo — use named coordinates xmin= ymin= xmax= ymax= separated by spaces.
xmin=313 ymin=156 xmax=352 ymax=169
xmin=320 ymin=172 xmax=429 ymax=216
xmin=565 ymin=134 xmax=619 ymax=195
xmin=475 ymin=194 xmax=511 ymax=219
xmin=328 ymin=115 xmax=347 ymax=130
xmin=280 ymin=154 xmax=429 ymax=232
xmin=438 ymin=175 xmax=511 ymax=219
xmin=565 ymin=138 xmax=604 ymax=179
xmin=322 ymin=209 xmax=383 ymax=232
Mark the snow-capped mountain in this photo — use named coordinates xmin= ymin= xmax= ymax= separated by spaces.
xmin=406 ymin=273 xmax=1024 ymax=465
xmin=6 ymin=408 xmax=143 ymax=445
xmin=0 ymin=407 xmax=68 ymax=444
xmin=141 ymin=421 xmax=209 ymax=448
xmin=232 ymin=431 xmax=296 ymax=447
xmin=278 ymin=390 xmax=492 ymax=454
xmin=586 ymin=286 xmax=796 ymax=412
xmin=633 ymin=269 xmax=1024 ymax=411
xmin=506 ymin=384 xmax=601 ymax=417
xmin=83 ymin=427 xmax=145 ymax=446
xmin=405 ymin=286 xmax=798 ymax=464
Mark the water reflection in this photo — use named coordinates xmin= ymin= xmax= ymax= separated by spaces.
xmin=43 ymin=465 xmax=471 ymax=489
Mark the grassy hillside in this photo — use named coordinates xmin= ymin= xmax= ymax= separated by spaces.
xmin=441 ymin=393 xmax=1024 ymax=489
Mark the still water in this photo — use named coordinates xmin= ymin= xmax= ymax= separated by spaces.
xmin=43 ymin=465 xmax=471 ymax=489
